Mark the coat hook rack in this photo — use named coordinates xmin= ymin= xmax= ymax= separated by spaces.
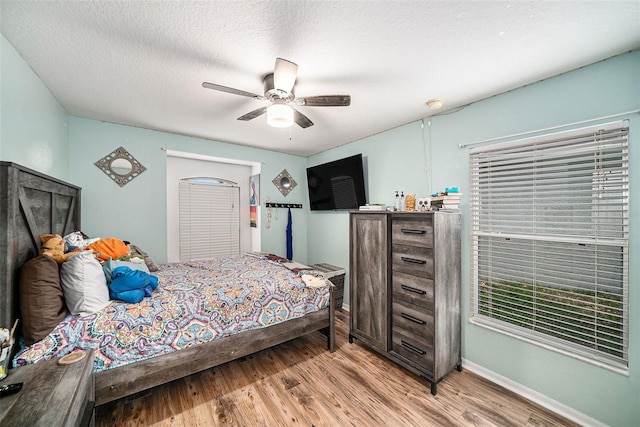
xmin=265 ymin=202 xmax=303 ymax=209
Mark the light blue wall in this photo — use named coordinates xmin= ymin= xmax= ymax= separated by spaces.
xmin=0 ymin=35 xmax=69 ymax=179
xmin=68 ymin=117 xmax=309 ymax=264
xmin=308 ymin=50 xmax=640 ymax=426
xmin=306 ymin=122 xmax=430 ymax=270
xmin=434 ymin=50 xmax=639 ymax=427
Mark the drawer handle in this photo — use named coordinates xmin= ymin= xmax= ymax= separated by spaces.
xmin=401 ymin=257 xmax=426 ymax=265
xmin=400 ymin=228 xmax=425 ymax=235
xmin=401 ymin=340 xmax=426 ymax=355
xmin=401 ymin=285 xmax=426 ymax=295
xmin=401 ymin=312 xmax=426 ymax=325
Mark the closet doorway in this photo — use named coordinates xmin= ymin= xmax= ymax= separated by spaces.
xmin=165 ymin=151 xmax=261 ymax=263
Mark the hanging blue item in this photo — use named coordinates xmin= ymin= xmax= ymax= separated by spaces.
xmin=286 ymin=207 xmax=293 ymax=260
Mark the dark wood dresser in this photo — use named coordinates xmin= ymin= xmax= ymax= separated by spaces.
xmin=349 ymin=211 xmax=461 ymax=394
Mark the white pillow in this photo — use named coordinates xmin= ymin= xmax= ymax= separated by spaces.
xmin=60 ymin=250 xmax=110 ymax=316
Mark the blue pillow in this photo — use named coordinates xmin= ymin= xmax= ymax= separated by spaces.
xmin=109 ymin=266 xmax=159 ymax=303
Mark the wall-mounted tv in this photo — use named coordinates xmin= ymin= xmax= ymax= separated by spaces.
xmin=307 ymin=154 xmax=367 ymax=211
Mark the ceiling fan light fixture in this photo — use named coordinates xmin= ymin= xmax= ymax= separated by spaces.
xmin=267 ymin=104 xmax=294 ymax=128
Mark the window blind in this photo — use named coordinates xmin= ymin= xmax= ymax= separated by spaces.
xmin=179 ymin=179 xmax=240 ymax=261
xmin=470 ymin=120 xmax=629 ymax=371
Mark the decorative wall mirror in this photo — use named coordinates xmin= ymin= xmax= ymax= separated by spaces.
xmin=272 ymin=169 xmax=297 ymax=197
xmin=94 ymin=146 xmax=147 ymax=187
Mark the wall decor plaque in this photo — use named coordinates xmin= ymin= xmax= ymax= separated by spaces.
xmin=272 ymin=169 xmax=296 ymax=197
xmin=94 ymin=146 xmax=146 ymax=187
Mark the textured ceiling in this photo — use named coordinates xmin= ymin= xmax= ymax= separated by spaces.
xmin=1 ymin=1 xmax=639 ymax=157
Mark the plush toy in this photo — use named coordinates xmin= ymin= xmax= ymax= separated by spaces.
xmin=63 ymin=231 xmax=86 ymax=251
xmin=108 ymin=266 xmax=159 ymax=304
xmin=39 ymin=234 xmax=78 ymax=264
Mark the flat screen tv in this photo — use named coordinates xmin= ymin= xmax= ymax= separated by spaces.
xmin=307 ymin=154 xmax=367 ymax=211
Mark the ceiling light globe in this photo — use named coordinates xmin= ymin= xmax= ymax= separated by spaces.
xmin=267 ymin=104 xmax=294 ymax=128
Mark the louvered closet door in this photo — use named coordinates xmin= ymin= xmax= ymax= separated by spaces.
xmin=179 ymin=182 xmax=240 ymax=261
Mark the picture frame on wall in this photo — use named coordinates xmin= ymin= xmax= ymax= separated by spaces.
xmin=250 ymin=174 xmax=260 ymax=206
xmin=250 ymin=205 xmax=257 ymax=228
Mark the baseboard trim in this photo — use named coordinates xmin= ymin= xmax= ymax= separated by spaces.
xmin=339 ymin=306 xmax=602 ymax=425
xmin=462 ymin=359 xmax=607 ymax=427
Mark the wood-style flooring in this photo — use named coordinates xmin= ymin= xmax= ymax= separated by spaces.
xmin=96 ymin=310 xmax=579 ymax=426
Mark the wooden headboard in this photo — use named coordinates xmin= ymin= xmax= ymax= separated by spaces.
xmin=0 ymin=162 xmax=81 ymax=340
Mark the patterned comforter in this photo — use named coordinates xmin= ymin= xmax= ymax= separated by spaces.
xmin=13 ymin=254 xmax=331 ymax=372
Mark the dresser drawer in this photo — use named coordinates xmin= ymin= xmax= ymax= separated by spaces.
xmin=392 ymin=271 xmax=434 ymax=309
xmin=391 ymin=327 xmax=434 ymax=371
xmin=392 ymin=216 xmax=433 ymax=248
xmin=392 ymin=244 xmax=433 ymax=277
xmin=392 ymin=301 xmax=434 ymax=341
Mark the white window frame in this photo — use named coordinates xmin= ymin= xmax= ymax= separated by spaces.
xmin=470 ymin=120 xmax=629 ymax=373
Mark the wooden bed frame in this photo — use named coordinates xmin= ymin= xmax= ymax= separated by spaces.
xmin=0 ymin=161 xmax=335 ymax=406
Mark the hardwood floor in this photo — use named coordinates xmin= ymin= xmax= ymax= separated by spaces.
xmin=96 ymin=310 xmax=579 ymax=426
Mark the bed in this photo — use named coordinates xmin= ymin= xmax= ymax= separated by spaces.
xmin=0 ymin=162 xmax=335 ymax=406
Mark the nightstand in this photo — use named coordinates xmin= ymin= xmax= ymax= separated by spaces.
xmin=311 ymin=263 xmax=345 ymax=309
xmin=0 ymin=350 xmax=95 ymax=427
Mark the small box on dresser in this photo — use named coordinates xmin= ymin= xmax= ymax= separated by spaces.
xmin=311 ymin=263 xmax=345 ymax=310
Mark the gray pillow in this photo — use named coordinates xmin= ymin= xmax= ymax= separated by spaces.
xmin=103 ymin=257 xmax=150 ymax=284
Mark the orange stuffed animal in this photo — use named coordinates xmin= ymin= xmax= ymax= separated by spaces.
xmin=39 ymin=234 xmax=78 ymax=264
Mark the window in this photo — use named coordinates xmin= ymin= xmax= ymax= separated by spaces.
xmin=179 ymin=178 xmax=240 ymax=261
xmin=470 ymin=120 xmax=629 ymax=372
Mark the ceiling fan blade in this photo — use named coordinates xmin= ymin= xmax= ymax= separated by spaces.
xmin=202 ymin=82 xmax=266 ymax=100
xmin=292 ymin=108 xmax=314 ymax=128
xmin=294 ymin=95 xmax=351 ymax=107
xmin=273 ymin=58 xmax=298 ymax=93
xmin=237 ymin=106 xmax=268 ymax=121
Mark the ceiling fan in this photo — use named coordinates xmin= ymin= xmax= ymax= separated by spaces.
xmin=202 ymin=58 xmax=350 ymax=129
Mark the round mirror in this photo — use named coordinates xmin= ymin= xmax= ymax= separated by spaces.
xmin=110 ymin=158 xmax=133 ymax=175
xmin=280 ymin=177 xmax=291 ymax=188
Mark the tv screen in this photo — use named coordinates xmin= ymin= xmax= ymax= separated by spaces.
xmin=307 ymin=154 xmax=367 ymax=211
